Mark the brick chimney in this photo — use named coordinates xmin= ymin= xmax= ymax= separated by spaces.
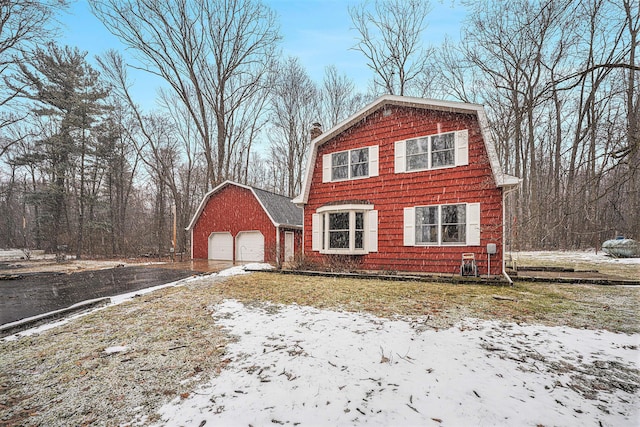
xmin=310 ymin=122 xmax=322 ymax=140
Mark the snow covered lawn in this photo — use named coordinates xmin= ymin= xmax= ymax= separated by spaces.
xmin=155 ymin=299 xmax=639 ymax=427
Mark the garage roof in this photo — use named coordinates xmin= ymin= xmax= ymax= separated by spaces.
xmin=252 ymin=187 xmax=303 ymax=228
xmin=186 ymin=181 xmax=303 ymax=231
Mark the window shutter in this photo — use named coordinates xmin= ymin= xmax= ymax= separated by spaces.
xmin=455 ymin=130 xmax=469 ymax=166
xmin=467 ymin=202 xmax=480 ymax=246
xmin=312 ymin=213 xmax=321 ymax=251
xmin=366 ymin=210 xmax=378 ymax=252
xmin=369 ymin=145 xmax=379 ymax=177
xmin=403 ymin=207 xmax=415 ymax=246
xmin=395 ymin=141 xmax=406 ymax=173
xmin=322 ymin=154 xmax=331 ymax=183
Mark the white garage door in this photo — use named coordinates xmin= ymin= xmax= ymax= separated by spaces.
xmin=236 ymin=231 xmax=264 ymax=262
xmin=208 ymin=232 xmax=233 ymax=260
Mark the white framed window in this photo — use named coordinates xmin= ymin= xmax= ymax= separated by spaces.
xmin=331 ymin=151 xmax=349 ymax=180
xmin=440 ymin=204 xmax=466 ymax=244
xmin=312 ymin=204 xmax=378 ymax=254
xmin=404 ymin=202 xmax=480 ymax=246
xmin=431 ymin=133 xmax=456 ymax=168
xmin=415 ymin=206 xmax=439 ymax=244
xmin=350 ymin=148 xmax=369 ymax=178
xmin=323 ymin=146 xmax=379 ymax=182
xmin=395 ymin=129 xmax=468 ymax=173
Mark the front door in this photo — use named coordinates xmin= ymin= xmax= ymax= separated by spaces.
xmin=284 ymin=232 xmax=294 ymax=262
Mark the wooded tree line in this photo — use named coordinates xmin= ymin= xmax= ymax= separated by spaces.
xmin=0 ymin=0 xmax=637 ymax=257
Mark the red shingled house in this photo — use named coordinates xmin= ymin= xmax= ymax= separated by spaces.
xmin=292 ymin=95 xmax=520 ymax=278
xmin=187 ymin=181 xmax=302 ymax=266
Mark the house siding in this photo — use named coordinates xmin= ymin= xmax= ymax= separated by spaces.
xmin=303 ymin=105 xmax=504 ymax=275
xmin=192 ymin=184 xmax=279 ymax=263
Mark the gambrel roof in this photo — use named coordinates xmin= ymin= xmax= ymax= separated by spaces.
xmin=186 ymin=181 xmax=302 ymax=231
xmin=293 ymin=95 xmax=520 ymax=205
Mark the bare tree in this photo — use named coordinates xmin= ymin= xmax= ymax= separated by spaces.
xmin=99 ymin=50 xmax=205 ymax=256
xmin=268 ymin=56 xmax=318 ymax=197
xmin=158 ymin=87 xmax=210 ymax=253
xmin=0 ymin=0 xmax=69 ymax=157
xmin=445 ymin=0 xmax=639 ymax=249
xmin=320 ymin=65 xmax=366 ymax=128
xmin=97 ymin=102 xmax=141 ymax=256
xmin=349 ymin=0 xmax=433 ymax=96
xmin=432 ymin=37 xmax=481 ymax=103
xmin=90 ymin=0 xmax=280 ymax=188
xmin=620 ymin=0 xmax=640 ymax=239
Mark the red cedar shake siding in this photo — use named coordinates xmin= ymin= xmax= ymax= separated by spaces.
xmin=192 ymin=185 xmax=273 ymax=259
xmin=300 ymin=101 xmax=510 ymax=276
xmin=190 ymin=183 xmax=302 ymax=264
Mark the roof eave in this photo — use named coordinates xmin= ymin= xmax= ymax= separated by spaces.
xmin=185 ymin=180 xmax=234 ymax=231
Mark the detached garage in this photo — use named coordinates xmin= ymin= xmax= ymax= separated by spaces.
xmin=187 ymin=181 xmax=302 ymax=266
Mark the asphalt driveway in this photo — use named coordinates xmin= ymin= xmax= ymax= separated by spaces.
xmin=0 ymin=263 xmax=228 ymax=325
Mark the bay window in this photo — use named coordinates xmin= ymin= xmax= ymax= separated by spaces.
xmin=312 ymin=205 xmax=377 ymax=254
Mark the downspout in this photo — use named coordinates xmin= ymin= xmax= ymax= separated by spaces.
xmin=502 ymin=185 xmax=519 ymax=285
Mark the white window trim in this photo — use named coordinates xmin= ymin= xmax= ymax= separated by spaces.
xmin=322 ymin=145 xmax=379 ymax=183
xmin=404 ymin=202 xmax=480 ymax=247
xmin=395 ymin=129 xmax=469 ymax=173
xmin=313 ymin=204 xmax=378 ymax=254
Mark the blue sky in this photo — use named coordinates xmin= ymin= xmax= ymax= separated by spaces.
xmin=57 ymin=0 xmax=467 ymax=111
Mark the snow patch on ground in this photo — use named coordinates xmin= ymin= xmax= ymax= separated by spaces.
xmin=154 ymin=300 xmax=640 ymax=427
xmin=216 ymin=263 xmax=274 ymax=277
xmin=512 ymin=249 xmax=640 ymax=265
xmin=103 ymin=345 xmax=128 ymax=354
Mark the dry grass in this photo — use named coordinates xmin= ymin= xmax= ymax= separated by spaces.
xmin=213 ymin=272 xmax=640 ymax=334
xmin=0 ymin=278 xmax=228 ymax=427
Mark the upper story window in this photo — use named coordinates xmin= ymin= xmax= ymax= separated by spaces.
xmin=396 ymin=129 xmax=468 ymax=173
xmin=431 ymin=133 xmax=456 ymax=168
xmin=349 ymin=148 xmax=369 ymax=178
xmin=323 ymin=146 xmax=379 ymax=183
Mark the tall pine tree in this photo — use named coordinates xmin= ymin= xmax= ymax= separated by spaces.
xmin=9 ymin=44 xmax=108 ymax=256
